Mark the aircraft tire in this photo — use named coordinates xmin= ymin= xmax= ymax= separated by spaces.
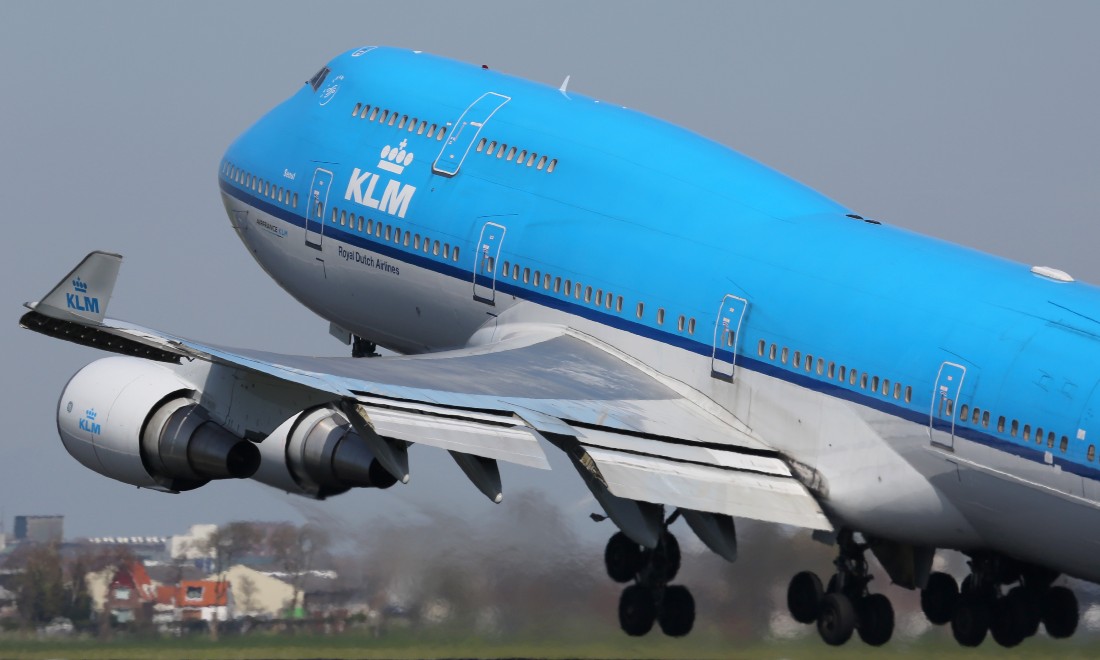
xmin=787 ymin=571 xmax=824 ymax=624
xmin=1042 ymin=586 xmax=1078 ymax=639
xmin=951 ymin=595 xmax=990 ymax=647
xmin=817 ymin=593 xmax=856 ymax=646
xmin=618 ymin=584 xmax=657 ymax=636
xmin=1007 ymin=586 xmax=1041 ymax=637
xmin=920 ymin=571 xmax=958 ymax=625
xmin=857 ymin=593 xmax=894 ymax=646
xmin=605 ymin=532 xmax=645 ymax=583
xmin=657 ymin=585 xmax=695 ymax=637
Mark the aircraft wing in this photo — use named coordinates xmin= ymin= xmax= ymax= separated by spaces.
xmin=21 ymin=251 xmax=830 ymax=531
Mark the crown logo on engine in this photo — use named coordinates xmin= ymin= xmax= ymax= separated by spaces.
xmin=378 ymin=139 xmax=414 ymax=175
xmin=72 ymin=277 xmax=88 ymax=293
xmin=85 ymin=409 xmax=97 ymax=421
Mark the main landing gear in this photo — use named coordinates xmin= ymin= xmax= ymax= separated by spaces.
xmin=787 ymin=530 xmax=894 ymax=646
xmin=920 ymin=555 xmax=1079 ymax=647
xmin=604 ymin=513 xmax=695 ymax=637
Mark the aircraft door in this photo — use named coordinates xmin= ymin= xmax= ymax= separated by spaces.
xmin=433 ymin=92 xmax=511 ymax=177
xmin=473 ymin=222 xmax=506 ymax=304
xmin=929 ymin=362 xmax=966 ymax=450
xmin=711 ymin=294 xmax=749 ymax=381
xmin=305 ymin=168 xmax=334 ymax=249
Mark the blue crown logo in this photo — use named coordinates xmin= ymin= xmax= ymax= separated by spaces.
xmin=72 ymin=277 xmax=88 ymax=293
xmin=378 ymin=140 xmax=414 ymax=175
xmin=85 ymin=409 xmax=97 ymax=420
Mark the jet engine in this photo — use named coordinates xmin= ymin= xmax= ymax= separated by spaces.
xmin=57 ymin=356 xmax=260 ymax=492
xmin=251 ymin=406 xmax=398 ymax=499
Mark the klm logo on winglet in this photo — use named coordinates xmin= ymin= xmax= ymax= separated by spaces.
xmin=66 ymin=277 xmax=100 ymax=314
xmin=344 ymin=141 xmax=416 ymax=219
xmin=79 ymin=408 xmax=101 ymax=435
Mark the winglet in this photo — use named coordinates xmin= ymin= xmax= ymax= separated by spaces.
xmin=27 ymin=251 xmax=122 ymax=325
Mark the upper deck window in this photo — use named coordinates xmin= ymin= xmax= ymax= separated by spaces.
xmin=308 ymin=67 xmax=330 ymax=92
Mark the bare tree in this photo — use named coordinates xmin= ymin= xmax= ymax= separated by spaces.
xmin=199 ymin=521 xmax=260 ymax=639
xmin=270 ymin=523 xmax=330 ymax=617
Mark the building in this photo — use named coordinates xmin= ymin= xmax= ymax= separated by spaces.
xmin=13 ymin=515 xmax=63 ymax=544
xmin=103 ymin=561 xmax=158 ymax=624
xmin=158 ymin=580 xmax=231 ymax=622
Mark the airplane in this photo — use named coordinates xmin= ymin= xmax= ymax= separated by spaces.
xmin=19 ymin=46 xmax=1100 ymax=647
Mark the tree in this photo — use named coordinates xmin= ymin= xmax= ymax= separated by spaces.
xmin=198 ymin=522 xmax=261 ymax=639
xmin=14 ymin=543 xmax=65 ymax=625
xmin=270 ymin=523 xmax=330 ymax=617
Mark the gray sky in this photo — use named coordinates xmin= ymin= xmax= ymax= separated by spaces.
xmin=2 ymin=1 xmax=1099 ymax=540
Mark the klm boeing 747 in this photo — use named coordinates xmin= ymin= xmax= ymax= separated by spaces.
xmin=21 ymin=47 xmax=1100 ymax=647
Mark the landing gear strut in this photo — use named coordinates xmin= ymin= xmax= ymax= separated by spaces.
xmin=787 ymin=530 xmax=894 ymax=646
xmin=604 ymin=511 xmax=694 ymax=637
xmin=920 ymin=554 xmax=1079 ymax=648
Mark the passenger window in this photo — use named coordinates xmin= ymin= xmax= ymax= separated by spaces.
xmin=817 ymin=359 xmax=825 ymax=376
xmin=1047 ymin=432 xmax=1056 ymax=449
xmin=523 ymin=268 xmax=530 ymax=284
xmin=575 ymin=283 xmax=583 ymax=299
xmin=544 ymin=274 xmax=551 ymax=289
xmin=528 ymin=153 xmax=537 ymax=167
xmin=404 ymin=232 xmax=411 ymax=247
xmin=497 ymin=144 xmax=507 ymax=158
xmin=960 ymin=404 xmax=969 ymax=420
xmin=399 ymin=115 xmax=408 ymax=129
xmin=388 ymin=113 xmax=397 ymax=126
xmin=828 ymin=362 xmax=836 ymax=379
xmin=893 ymin=383 xmax=901 ymax=399
xmin=414 ymin=234 xmax=421 ymax=249
xmin=793 ymin=352 xmax=801 ymax=368
xmin=1060 ymin=435 xmax=1069 ymax=453
xmin=433 ymin=240 xmax=440 ymax=255
xmin=517 ymin=150 xmax=527 ymax=163
xmin=385 ymin=225 xmax=392 ymax=240
xmin=905 ymin=386 xmax=912 ymax=403
xmin=997 ymin=416 xmax=1005 ymax=433
xmin=596 ymin=290 xmax=604 ymax=306
xmin=408 ymin=117 xmax=418 ymax=132
xmin=453 ymin=247 xmax=460 ymax=262
xmin=860 ymin=374 xmax=868 ymax=389
xmin=972 ymin=408 xmax=980 ymax=424
xmin=677 ymin=315 xmax=685 ymax=332
xmin=584 ymin=286 xmax=593 ymax=303
xmin=537 ymin=156 xmax=547 ymax=170
xmin=871 ymin=376 xmax=879 ymax=392
xmin=340 ymin=210 xmax=347 ymax=226
xmin=352 ymin=103 xmax=361 ymax=116
xmin=427 ymin=124 xmax=436 ymax=138
xmin=616 ymin=296 xmax=624 ymax=313
xmin=758 ymin=340 xmax=766 ymax=357
xmin=477 ymin=138 xmax=486 ymax=152
xmin=781 ymin=347 xmax=789 ymax=364
xmin=1024 ymin=424 xmax=1031 ymax=441
xmin=1036 ymin=427 xmax=1043 ymax=444
xmin=1090 ymin=445 xmax=1096 ymax=462
xmin=381 ymin=110 xmax=389 ymax=123
xmin=547 ymin=159 xmax=558 ymax=173
xmin=657 ymin=308 xmax=666 ymax=325
xmin=849 ymin=370 xmax=857 ymax=386
xmin=555 ymin=277 xmax=562 ymax=293
xmin=981 ymin=411 xmax=989 ymax=428
xmin=507 ymin=147 xmax=516 ymax=161
xmin=362 ymin=105 xmax=371 ymax=119
xmin=369 ymin=108 xmax=379 ymax=121
xmin=769 ymin=344 xmax=777 ymax=360
xmin=418 ymin=121 xmax=427 ymax=135
xmin=881 ymin=379 xmax=889 ymax=396
xmin=437 ymin=126 xmax=446 ymax=140
xmin=293 ymin=192 xmax=299 ymax=208
xmin=1010 ymin=420 xmax=1018 ymax=437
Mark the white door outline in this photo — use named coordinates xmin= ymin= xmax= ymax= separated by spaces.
xmin=472 ymin=222 xmax=506 ymax=304
xmin=433 ymin=92 xmax=511 ymax=177
xmin=305 ymin=168 xmax=333 ymax=250
xmin=930 ymin=362 xmax=966 ymax=450
xmin=711 ymin=294 xmax=749 ymax=381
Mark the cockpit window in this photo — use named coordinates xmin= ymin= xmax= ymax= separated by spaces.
xmin=308 ymin=67 xmax=331 ymax=92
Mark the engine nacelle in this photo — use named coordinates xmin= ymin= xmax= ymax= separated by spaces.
xmin=252 ymin=406 xmax=397 ymax=499
xmin=57 ymin=356 xmax=260 ymax=492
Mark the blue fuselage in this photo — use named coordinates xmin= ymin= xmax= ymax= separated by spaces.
xmin=218 ymin=47 xmax=1100 ymax=582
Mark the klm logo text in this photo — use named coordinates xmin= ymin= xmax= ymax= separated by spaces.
xmin=79 ymin=408 xmax=101 ymax=435
xmin=343 ymin=141 xmax=416 ymax=219
xmin=67 ymin=278 xmax=100 ymax=314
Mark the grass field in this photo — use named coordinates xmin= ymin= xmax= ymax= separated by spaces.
xmin=1 ymin=628 xmax=1097 ymax=660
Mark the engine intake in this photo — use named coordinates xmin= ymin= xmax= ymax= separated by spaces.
xmin=57 ymin=356 xmax=259 ymax=492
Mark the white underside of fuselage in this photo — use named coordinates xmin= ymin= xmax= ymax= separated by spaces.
xmin=225 ymin=194 xmax=1100 ymax=585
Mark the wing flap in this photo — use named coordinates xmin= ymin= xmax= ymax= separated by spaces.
xmin=584 ymin=446 xmax=831 ymax=531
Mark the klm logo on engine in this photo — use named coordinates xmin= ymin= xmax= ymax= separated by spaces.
xmin=66 ymin=277 xmax=100 ymax=314
xmin=79 ymin=408 xmax=101 ymax=435
xmin=344 ymin=140 xmax=416 ymax=219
